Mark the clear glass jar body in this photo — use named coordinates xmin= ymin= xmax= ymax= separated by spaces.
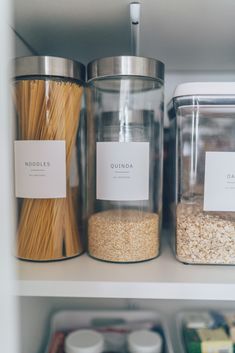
xmin=173 ymin=95 xmax=235 ymax=264
xmin=87 ymin=77 xmax=164 ymax=262
xmin=14 ymin=76 xmax=84 ymax=261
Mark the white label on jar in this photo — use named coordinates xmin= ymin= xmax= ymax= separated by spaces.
xmin=96 ymin=142 xmax=149 ymax=201
xmin=14 ymin=140 xmax=66 ymax=199
xmin=204 ymin=151 xmax=235 ymax=211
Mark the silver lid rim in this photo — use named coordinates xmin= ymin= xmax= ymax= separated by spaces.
xmin=87 ymin=56 xmax=164 ymax=82
xmin=14 ymin=55 xmax=85 ymax=82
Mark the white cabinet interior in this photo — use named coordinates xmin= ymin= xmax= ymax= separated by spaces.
xmin=13 ymin=0 xmax=235 ymax=70
xmin=11 ymin=1 xmax=235 ymax=353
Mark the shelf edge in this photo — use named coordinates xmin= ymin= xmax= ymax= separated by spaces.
xmin=15 ymin=281 xmax=235 ymax=300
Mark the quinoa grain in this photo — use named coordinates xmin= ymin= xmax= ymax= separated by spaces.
xmin=88 ymin=209 xmax=159 ymax=262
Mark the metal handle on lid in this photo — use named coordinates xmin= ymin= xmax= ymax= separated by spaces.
xmin=130 ymin=2 xmax=140 ymax=56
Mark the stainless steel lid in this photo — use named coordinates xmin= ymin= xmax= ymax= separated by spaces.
xmin=87 ymin=56 xmax=164 ymax=82
xmin=14 ymin=56 xmax=85 ymax=82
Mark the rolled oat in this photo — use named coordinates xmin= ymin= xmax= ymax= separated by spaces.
xmin=176 ymin=202 xmax=235 ymax=264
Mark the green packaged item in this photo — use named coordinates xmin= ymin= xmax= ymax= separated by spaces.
xmin=183 ymin=327 xmax=233 ymax=353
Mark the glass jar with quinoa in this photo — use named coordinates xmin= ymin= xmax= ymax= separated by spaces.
xmin=86 ymin=56 xmax=164 ymax=263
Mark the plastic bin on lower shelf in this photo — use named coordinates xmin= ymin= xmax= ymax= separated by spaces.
xmin=176 ymin=310 xmax=235 ymax=353
xmin=46 ymin=310 xmax=174 ymax=353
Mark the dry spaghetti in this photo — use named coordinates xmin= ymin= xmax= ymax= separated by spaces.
xmin=15 ymin=79 xmax=83 ymax=261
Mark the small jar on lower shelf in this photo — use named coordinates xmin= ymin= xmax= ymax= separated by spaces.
xmin=86 ymin=56 xmax=164 ymax=263
xmin=127 ymin=330 xmax=163 ymax=353
xmin=65 ymin=330 xmax=104 ymax=353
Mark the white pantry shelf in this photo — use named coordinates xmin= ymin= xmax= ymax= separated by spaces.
xmin=16 ymin=240 xmax=235 ymax=300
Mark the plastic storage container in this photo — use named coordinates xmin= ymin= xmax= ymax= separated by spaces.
xmin=45 ymin=310 xmax=174 ymax=353
xmin=169 ymin=82 xmax=235 ymax=264
xmin=14 ymin=56 xmax=85 ymax=261
xmin=86 ymin=56 xmax=164 ymax=263
xmin=176 ymin=311 xmax=234 ymax=353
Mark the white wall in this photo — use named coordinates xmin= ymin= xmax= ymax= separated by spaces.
xmin=14 ymin=31 xmax=34 ymax=57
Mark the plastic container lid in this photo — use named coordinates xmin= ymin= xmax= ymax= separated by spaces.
xmin=173 ymin=82 xmax=235 ymax=98
xmin=127 ymin=330 xmax=163 ymax=353
xmin=183 ymin=312 xmax=214 ymax=329
xmin=65 ymin=329 xmax=104 ymax=353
